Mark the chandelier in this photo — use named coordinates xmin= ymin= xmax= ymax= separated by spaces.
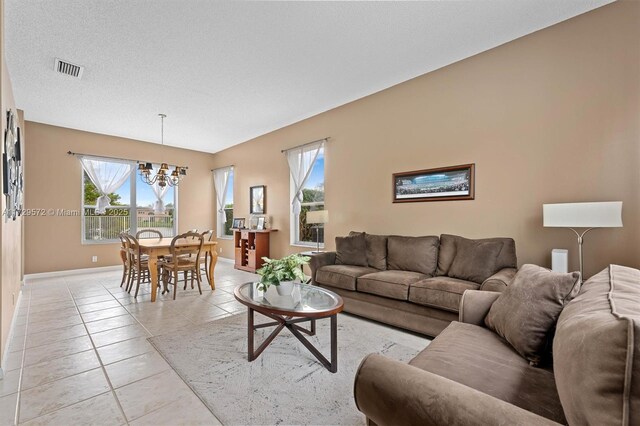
xmin=138 ymin=114 xmax=187 ymax=187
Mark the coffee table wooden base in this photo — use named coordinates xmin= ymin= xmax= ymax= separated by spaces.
xmin=247 ymin=307 xmax=338 ymax=373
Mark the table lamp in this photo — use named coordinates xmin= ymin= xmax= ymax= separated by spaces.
xmin=306 ymin=210 xmax=329 ymax=253
xmin=543 ymin=201 xmax=622 ymax=282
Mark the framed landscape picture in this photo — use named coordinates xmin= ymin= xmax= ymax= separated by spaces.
xmin=393 ymin=163 xmax=475 ymax=203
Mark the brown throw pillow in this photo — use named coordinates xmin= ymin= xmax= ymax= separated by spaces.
xmin=448 ymin=239 xmax=503 ymax=283
xmin=484 ymin=264 xmax=581 ymax=366
xmin=335 ymin=233 xmax=368 ymax=267
xmin=387 ymin=236 xmax=439 ymax=276
xmin=350 ymin=231 xmax=388 ymax=270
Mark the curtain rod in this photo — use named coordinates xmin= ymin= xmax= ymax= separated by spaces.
xmin=210 ymin=165 xmax=235 ymax=172
xmin=67 ymin=151 xmax=189 ymax=169
xmin=281 ymin=137 xmax=330 ymax=153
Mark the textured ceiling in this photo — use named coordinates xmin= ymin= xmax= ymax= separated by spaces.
xmin=5 ymin=0 xmax=613 ymax=154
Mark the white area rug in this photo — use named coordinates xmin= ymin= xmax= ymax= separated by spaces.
xmin=148 ymin=312 xmax=429 ymax=425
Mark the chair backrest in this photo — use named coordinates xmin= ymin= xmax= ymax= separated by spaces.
xmin=201 ymin=230 xmax=214 ymax=242
xmin=170 ymin=231 xmax=204 ymax=262
xmin=126 ymin=233 xmax=144 ymax=261
xmin=118 ymin=232 xmax=131 ymax=265
xmin=136 ymin=229 xmax=163 ymax=240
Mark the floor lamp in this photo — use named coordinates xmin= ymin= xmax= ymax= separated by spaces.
xmin=306 ymin=210 xmax=329 ymax=253
xmin=543 ymin=201 xmax=623 ymax=282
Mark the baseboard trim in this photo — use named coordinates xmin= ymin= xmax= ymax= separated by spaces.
xmin=0 ymin=290 xmax=23 ymax=379
xmin=25 ymin=265 xmax=122 ymax=282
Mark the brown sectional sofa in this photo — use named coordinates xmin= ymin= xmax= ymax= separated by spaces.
xmin=309 ymin=233 xmax=517 ymax=337
xmin=353 ymin=265 xmax=640 ymax=425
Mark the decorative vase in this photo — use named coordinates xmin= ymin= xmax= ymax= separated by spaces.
xmin=276 ymin=280 xmax=295 ymax=296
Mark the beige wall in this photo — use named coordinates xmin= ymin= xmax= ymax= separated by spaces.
xmin=24 ymin=122 xmax=216 ymax=274
xmin=211 ymin=1 xmax=640 ymax=279
xmin=1 ymin=0 xmax=25 ymax=368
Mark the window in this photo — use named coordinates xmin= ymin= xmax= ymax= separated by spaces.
xmin=290 ymin=144 xmax=325 ymax=246
xmin=81 ymin=158 xmax=177 ymax=243
xmin=214 ymin=166 xmax=234 ymax=238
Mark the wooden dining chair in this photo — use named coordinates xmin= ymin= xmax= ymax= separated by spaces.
xmin=126 ymin=234 xmax=155 ymax=298
xmin=118 ymin=233 xmax=132 ymax=288
xmin=136 ymin=229 xmax=163 ymax=240
xmin=158 ymin=232 xmax=204 ymax=300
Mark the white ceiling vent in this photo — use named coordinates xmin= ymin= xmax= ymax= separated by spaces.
xmin=54 ymin=58 xmax=84 ymax=79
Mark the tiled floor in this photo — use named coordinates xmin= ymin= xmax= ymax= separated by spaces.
xmin=0 ymin=261 xmax=257 ymax=425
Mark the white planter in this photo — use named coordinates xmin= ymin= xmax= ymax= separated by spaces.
xmin=276 ymin=280 xmax=295 ymax=296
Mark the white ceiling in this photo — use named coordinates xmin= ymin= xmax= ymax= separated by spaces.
xmin=5 ymin=0 xmax=613 ymax=154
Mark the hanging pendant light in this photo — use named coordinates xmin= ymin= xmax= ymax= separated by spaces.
xmin=139 ymin=114 xmax=187 ymax=187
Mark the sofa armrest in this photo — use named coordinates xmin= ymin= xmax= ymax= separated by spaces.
xmin=458 ymin=290 xmax=501 ymax=326
xmin=308 ymin=251 xmax=336 ymax=284
xmin=354 ymin=354 xmax=560 ymax=426
xmin=480 ymin=267 xmax=517 ymax=292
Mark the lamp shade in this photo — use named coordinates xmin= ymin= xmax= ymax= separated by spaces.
xmin=543 ymin=202 xmax=623 ymax=228
xmin=306 ymin=210 xmax=329 ymax=225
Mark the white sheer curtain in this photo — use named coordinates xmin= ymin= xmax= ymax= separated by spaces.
xmin=151 ymin=180 xmax=169 ymax=214
xmin=287 ymin=141 xmax=323 ymax=214
xmin=213 ymin=166 xmax=232 ymax=224
xmin=79 ymin=157 xmax=132 ymax=214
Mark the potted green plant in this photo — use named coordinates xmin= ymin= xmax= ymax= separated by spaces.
xmin=256 ymin=254 xmax=310 ymax=295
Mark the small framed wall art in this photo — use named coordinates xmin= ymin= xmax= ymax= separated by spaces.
xmin=250 ymin=185 xmax=266 ymax=214
xmin=232 ymin=217 xmax=246 ymax=229
xmin=393 ymin=163 xmax=475 ymax=203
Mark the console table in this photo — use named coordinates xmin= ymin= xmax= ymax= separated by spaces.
xmin=233 ymin=229 xmax=277 ymax=273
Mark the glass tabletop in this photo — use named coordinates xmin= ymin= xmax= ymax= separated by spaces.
xmin=235 ymin=282 xmax=343 ymax=315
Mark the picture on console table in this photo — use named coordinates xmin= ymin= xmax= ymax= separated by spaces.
xmin=393 ymin=163 xmax=475 ymax=203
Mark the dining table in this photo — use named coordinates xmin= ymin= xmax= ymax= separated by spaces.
xmin=136 ymin=238 xmax=218 ymax=302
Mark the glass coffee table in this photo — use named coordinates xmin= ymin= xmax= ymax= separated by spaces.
xmin=234 ymin=282 xmax=344 ymax=373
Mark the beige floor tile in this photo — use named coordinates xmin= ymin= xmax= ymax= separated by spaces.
xmin=130 ymin=391 xmax=220 ymax=426
xmin=21 ymin=392 xmax=125 ymax=426
xmin=115 ymin=370 xmax=195 ymax=421
xmin=216 ymin=300 xmax=246 ymax=314
xmin=26 ymin=315 xmax=83 ymax=335
xmin=28 ymin=307 xmax=79 ymax=324
xmin=73 ymin=294 xmax=115 ymax=306
xmin=28 ymin=297 xmax=72 ymax=307
xmin=105 ymin=352 xmax=170 ymax=388
xmin=76 ymin=300 xmax=122 ymax=314
xmin=2 ymin=350 xmax=23 ymax=372
xmin=27 ymin=301 xmax=76 ymax=314
xmin=25 ymin=324 xmax=87 ymax=349
xmin=23 ymin=336 xmax=93 ymax=367
xmin=137 ymin=317 xmax=193 ymax=336
xmin=21 ymin=350 xmax=100 ymax=391
xmin=96 ymin=337 xmax=156 ymax=366
xmin=80 ymin=306 xmax=129 ymax=323
xmin=19 ymin=368 xmax=110 ymax=422
xmin=0 ymin=393 xmax=17 ymax=426
xmin=0 ymin=369 xmax=20 ymax=398
xmin=91 ymin=324 xmax=150 ymax=348
xmin=85 ymin=315 xmax=136 ymax=334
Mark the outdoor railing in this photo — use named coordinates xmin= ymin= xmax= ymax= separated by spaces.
xmin=83 ymin=207 xmax=175 ymax=241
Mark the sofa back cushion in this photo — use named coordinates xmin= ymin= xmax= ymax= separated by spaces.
xmin=437 ymin=234 xmax=517 ymax=277
xmin=447 ymin=239 xmax=503 ymax=283
xmin=335 ymin=233 xmax=368 ymax=266
xmin=553 ymin=265 xmax=640 ymax=426
xmin=386 ymin=235 xmax=439 ymax=276
xmin=484 ymin=264 xmax=581 ymax=366
xmin=349 ymin=231 xmax=388 ymax=270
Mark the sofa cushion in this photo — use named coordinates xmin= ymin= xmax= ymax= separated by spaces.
xmin=315 ymin=264 xmax=377 ymax=291
xmin=409 ymin=321 xmax=566 ymax=424
xmin=447 ymin=239 xmax=503 ymax=283
xmin=409 ymin=277 xmax=480 ymax=312
xmin=387 ymin=235 xmax=439 ymax=276
xmin=335 ymin=233 xmax=367 ymax=267
xmin=350 ymin=231 xmax=388 ymax=270
xmin=554 ymin=265 xmax=640 ymax=426
xmin=358 ymin=270 xmax=429 ymax=301
xmin=485 ymin=264 xmax=581 ymax=366
xmin=437 ymin=234 xmax=517 ymax=277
